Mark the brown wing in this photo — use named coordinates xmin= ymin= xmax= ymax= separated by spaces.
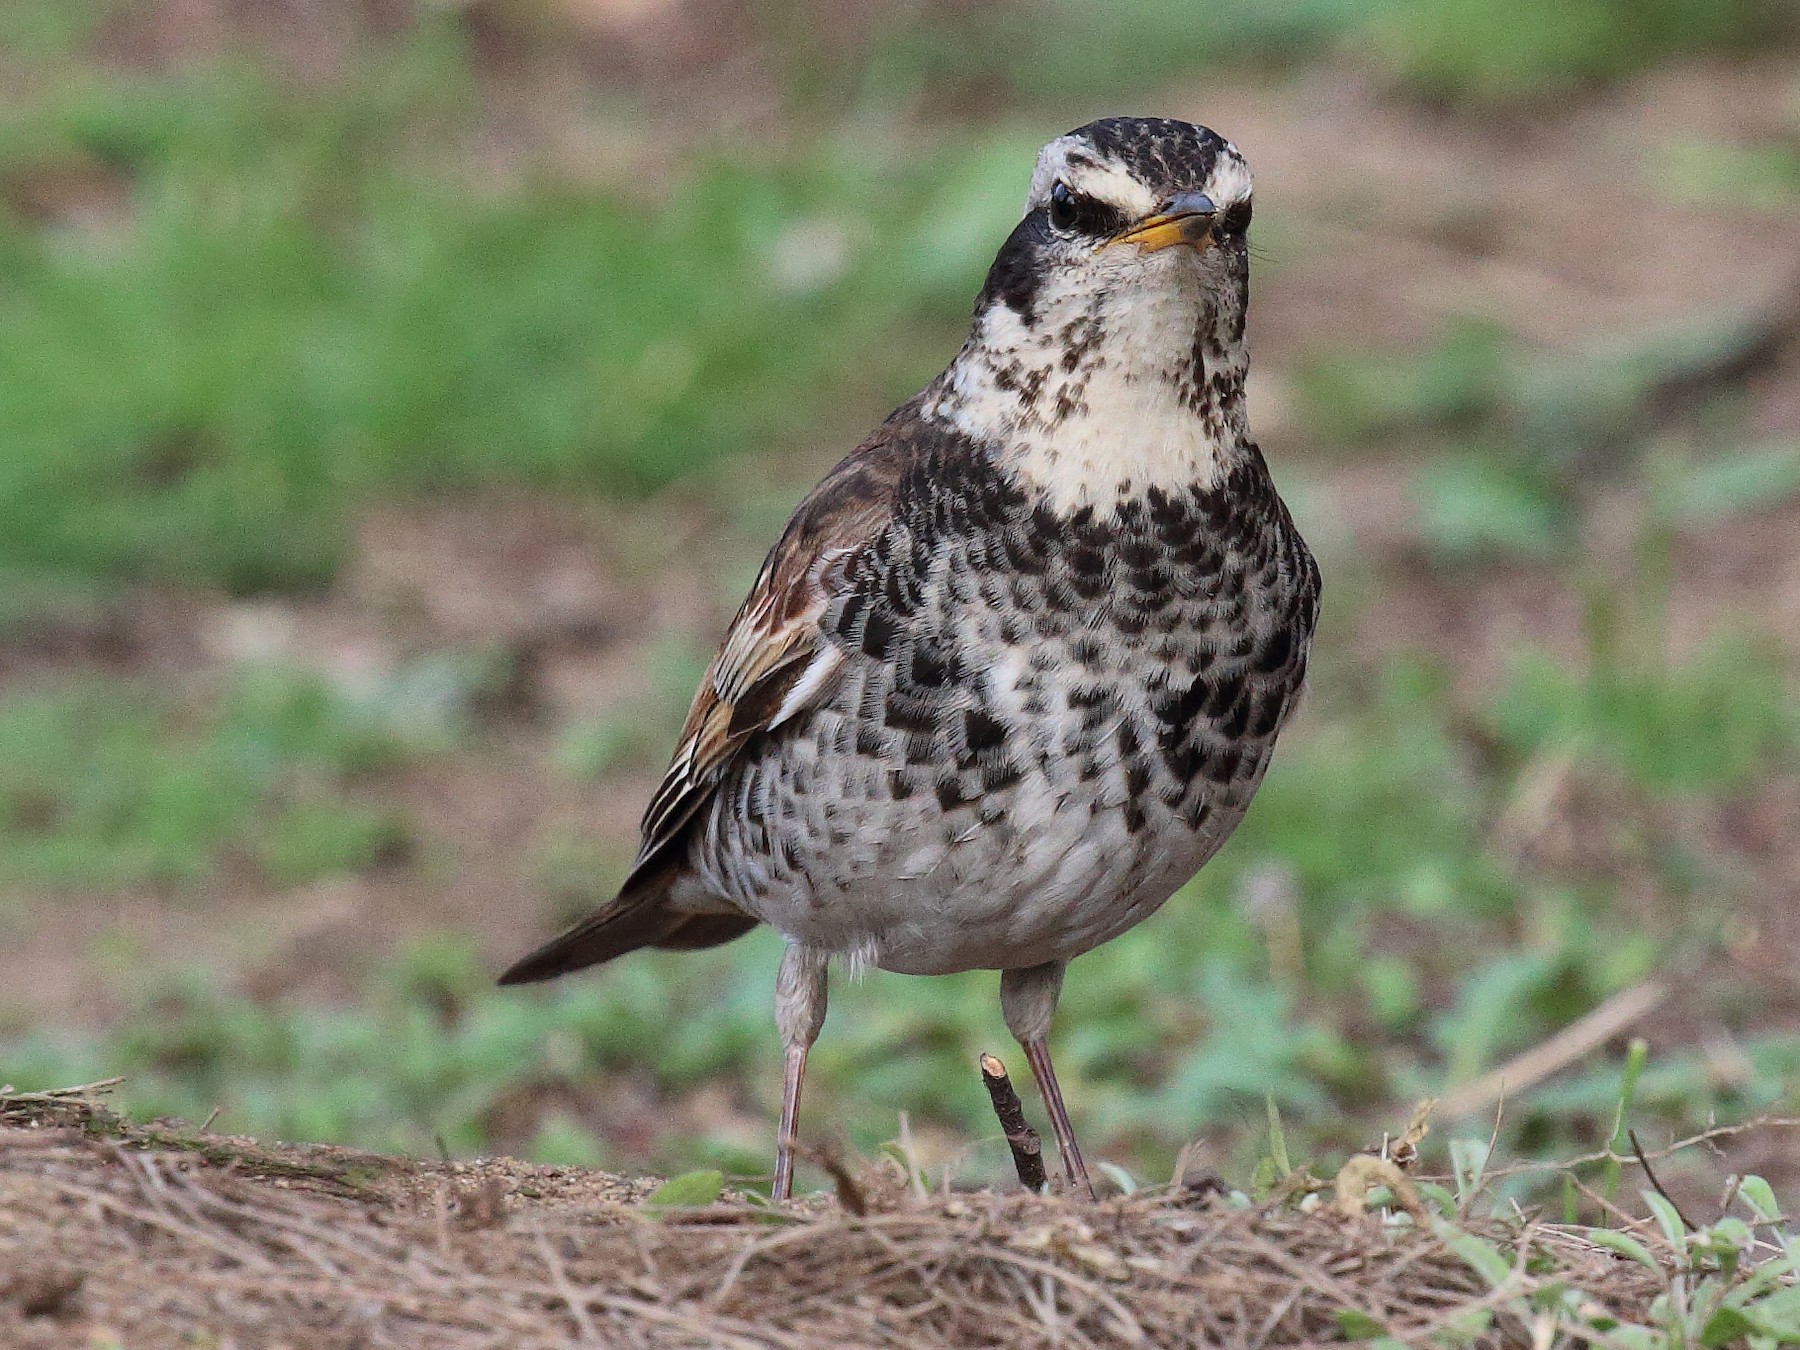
xmin=627 ymin=427 xmax=908 ymax=883
xmin=498 ymin=426 xmax=909 ymax=986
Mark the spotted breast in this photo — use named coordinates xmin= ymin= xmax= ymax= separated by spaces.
xmin=679 ymin=398 xmax=1319 ymax=977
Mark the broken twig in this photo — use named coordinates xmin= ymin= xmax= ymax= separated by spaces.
xmin=980 ymin=1053 xmax=1047 ymax=1193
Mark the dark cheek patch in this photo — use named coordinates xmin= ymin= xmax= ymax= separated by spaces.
xmin=975 ymin=214 xmax=1053 ymax=324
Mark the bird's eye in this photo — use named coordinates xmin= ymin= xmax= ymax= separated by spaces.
xmin=1048 ymin=181 xmax=1080 ymax=233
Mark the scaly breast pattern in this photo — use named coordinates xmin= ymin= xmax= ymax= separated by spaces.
xmin=692 ymin=445 xmax=1319 ymax=976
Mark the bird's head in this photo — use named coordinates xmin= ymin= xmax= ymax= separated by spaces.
xmin=930 ymin=118 xmax=1258 ymax=510
xmin=1004 ymin=117 xmax=1252 ymax=330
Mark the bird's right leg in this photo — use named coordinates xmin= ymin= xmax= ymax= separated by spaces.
xmin=1001 ymin=960 xmax=1095 ymax=1200
xmin=772 ymin=942 xmax=829 ymax=1201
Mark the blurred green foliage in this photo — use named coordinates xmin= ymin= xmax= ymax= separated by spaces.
xmin=1368 ymin=0 xmax=1793 ymax=101
xmin=0 ymin=23 xmax=1005 ymax=593
xmin=4 ymin=0 xmax=1793 ymax=595
xmin=0 ymin=665 xmax=457 ymax=890
xmin=1491 ymin=638 xmax=1798 ymax=797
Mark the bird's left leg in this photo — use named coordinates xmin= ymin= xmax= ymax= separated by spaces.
xmin=1000 ymin=960 xmax=1095 ymax=1200
xmin=772 ymin=942 xmax=829 ymax=1201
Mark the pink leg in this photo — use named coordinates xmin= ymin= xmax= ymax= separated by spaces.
xmin=771 ymin=944 xmax=827 ymax=1201
xmin=1022 ymin=1037 xmax=1095 ymax=1200
xmin=772 ymin=1043 xmax=809 ymax=1201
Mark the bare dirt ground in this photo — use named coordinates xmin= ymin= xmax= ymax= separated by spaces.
xmin=1 ymin=1083 xmax=1708 ymax=1350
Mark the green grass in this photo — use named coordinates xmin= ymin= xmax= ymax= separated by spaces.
xmin=0 ymin=663 xmax=462 ymax=891
xmin=4 ymin=0 xmax=1792 ymax=597
xmin=1367 ymin=0 xmax=1793 ymax=102
xmin=0 ymin=22 xmax=1019 ymax=595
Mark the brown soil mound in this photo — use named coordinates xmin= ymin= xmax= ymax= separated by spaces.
xmin=0 ymin=1084 xmax=1708 ymax=1348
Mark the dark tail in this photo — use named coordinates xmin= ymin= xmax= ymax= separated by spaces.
xmin=497 ymin=870 xmax=759 ymax=986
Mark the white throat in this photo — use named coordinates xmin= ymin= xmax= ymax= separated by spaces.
xmin=923 ymin=261 xmax=1248 ymax=515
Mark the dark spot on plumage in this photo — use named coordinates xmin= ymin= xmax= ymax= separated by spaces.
xmin=1118 ymin=539 xmax=1158 ymax=570
xmin=909 ymin=641 xmax=954 ymax=688
xmin=1069 ymin=634 xmax=1104 ymax=665
xmin=1202 ymin=491 xmax=1234 ymax=533
xmin=1079 ymin=702 xmax=1112 ymax=736
xmin=982 ymin=758 xmax=1025 ymax=793
xmin=885 ymin=564 xmax=919 ymax=615
xmin=855 ymin=724 xmax=885 ymax=757
xmin=964 ymin=706 xmax=1007 ymax=754
xmin=1122 ymin=798 xmax=1147 ymax=835
xmin=1160 ymin=730 xmax=1204 ymax=784
xmin=1058 ymin=543 xmax=1101 ymax=579
xmin=1067 ymin=683 xmax=1112 ymax=711
xmin=888 ymin=770 xmax=914 ymax=800
xmin=1226 ymin=284 xmax=1249 ymax=343
xmin=1057 ymin=313 xmax=1104 ymax=373
xmin=1249 ymin=692 xmax=1283 ymax=737
xmin=1179 ymin=798 xmax=1212 ymax=831
xmin=1069 ymin=565 xmax=1108 ymax=600
xmin=861 ymin=607 xmax=898 ymax=659
xmin=1117 ymin=719 xmax=1141 ymax=758
xmin=1169 ymin=536 xmax=1221 ymax=571
xmin=972 ymin=572 xmax=1015 ymax=608
xmin=1219 ymin=691 xmax=1250 ymax=740
xmin=1000 ymin=526 xmax=1048 ymax=576
xmin=1152 ymin=675 xmax=1210 ymax=730
xmin=1127 ymin=566 xmax=1171 ymax=596
xmin=935 ymin=777 xmax=973 ymax=812
xmin=883 ymin=689 xmax=936 ymax=735
xmin=1255 ymin=627 xmax=1291 ymax=673
xmin=1205 ymin=673 xmax=1242 ymax=719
